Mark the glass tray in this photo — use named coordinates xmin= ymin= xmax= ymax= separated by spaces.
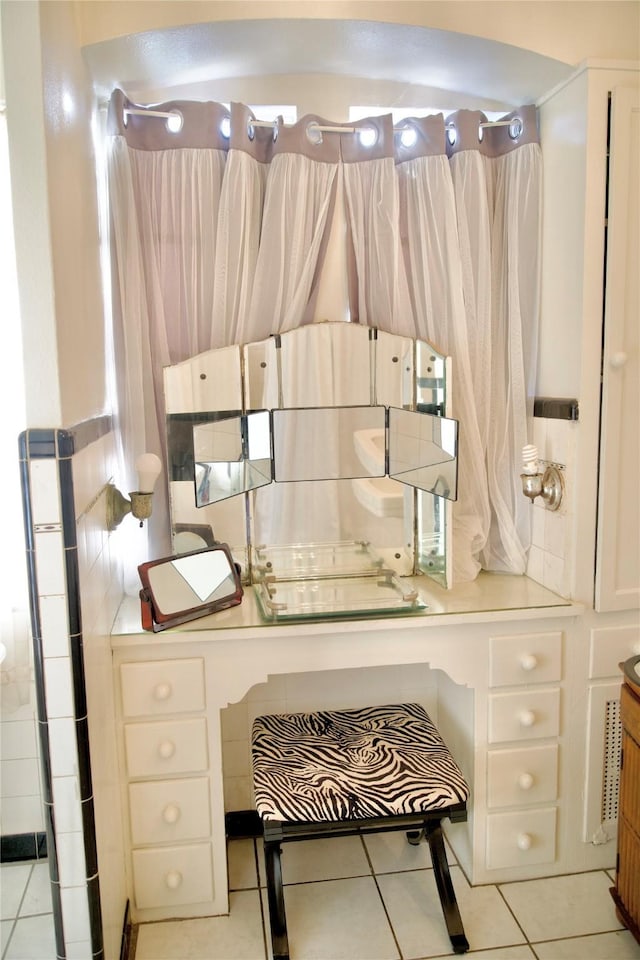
xmin=252 ymin=540 xmax=385 ymax=581
xmin=254 ymin=571 xmax=427 ymax=622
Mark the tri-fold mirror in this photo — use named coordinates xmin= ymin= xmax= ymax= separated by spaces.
xmin=164 ymin=322 xmax=458 ymax=613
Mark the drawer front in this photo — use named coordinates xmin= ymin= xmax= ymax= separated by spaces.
xmin=621 ymin=684 xmax=640 ymax=746
xmin=486 ymin=807 xmax=557 ymax=870
xmin=490 ymin=633 xmax=562 ymax=687
xmin=120 ymin=659 xmax=205 ymax=718
xmin=489 ymin=688 xmax=560 ymax=743
xmin=132 ymin=843 xmax=214 ymax=909
xmin=487 ymin=744 xmax=558 ymax=808
xmin=589 ymin=625 xmax=640 ymax=679
xmin=125 ymin=718 xmax=208 ymax=778
xmin=129 ymin=777 xmax=211 ymax=846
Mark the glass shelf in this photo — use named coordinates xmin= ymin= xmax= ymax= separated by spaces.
xmin=254 ymin=569 xmax=427 ymax=622
xmin=252 ymin=540 xmax=386 ymax=582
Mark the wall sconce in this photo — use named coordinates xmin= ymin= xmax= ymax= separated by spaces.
xmin=520 ymin=444 xmax=563 ymax=511
xmin=107 ymin=453 xmax=162 ymax=530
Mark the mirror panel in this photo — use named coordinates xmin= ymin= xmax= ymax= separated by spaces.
xmin=388 ymin=408 xmax=458 ymax=500
xmin=164 ymin=345 xmax=243 ymax=414
xmin=279 ymin=322 xmax=373 ymax=407
xmin=375 ymin=331 xmax=414 ymax=408
xmin=415 ymin=341 xmax=447 ymax=415
xmin=164 ymin=323 xmax=455 ymax=592
xmin=272 ymin=406 xmax=386 ymax=482
xmin=139 ymin=545 xmax=243 ymax=631
xmin=193 ymin=411 xmax=272 ymax=506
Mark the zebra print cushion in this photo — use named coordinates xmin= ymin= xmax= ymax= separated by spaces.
xmin=251 ymin=702 xmax=469 ymax=823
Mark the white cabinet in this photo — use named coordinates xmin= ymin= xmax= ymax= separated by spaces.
xmin=485 ymin=631 xmax=562 ymax=871
xmin=596 ymin=84 xmax=640 ymax=612
xmin=117 ymin=657 xmax=217 ymax=921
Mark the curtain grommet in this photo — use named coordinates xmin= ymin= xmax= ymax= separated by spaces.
xmin=166 ymin=110 xmax=183 ymax=134
xmin=509 ymin=117 xmax=523 ymax=140
xmin=306 ymin=121 xmax=323 ymax=146
xmin=247 ymin=120 xmax=255 ymax=141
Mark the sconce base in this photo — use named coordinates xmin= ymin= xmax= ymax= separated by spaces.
xmin=540 ymin=464 xmax=564 ymax=511
xmin=106 ymin=484 xmax=132 ymax=531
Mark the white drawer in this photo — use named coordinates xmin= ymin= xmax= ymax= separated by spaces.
xmin=129 ymin=777 xmax=211 ymax=846
xmin=125 ymin=718 xmax=208 ymax=778
xmin=490 ymin=633 xmax=562 ymax=687
xmin=488 ymin=688 xmax=560 ymax=743
xmin=589 ymin=625 xmax=640 ymax=679
xmin=487 ymin=744 xmax=559 ymax=808
xmin=486 ymin=807 xmax=557 ymax=869
xmin=132 ymin=843 xmax=214 ymax=909
xmin=120 ymin=659 xmax=205 ymax=718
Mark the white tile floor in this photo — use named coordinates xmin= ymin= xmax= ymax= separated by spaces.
xmin=1 ymin=860 xmax=56 ymax=960
xmin=133 ymin=835 xmax=640 ymax=960
xmin=2 ymin=840 xmax=639 ymax=960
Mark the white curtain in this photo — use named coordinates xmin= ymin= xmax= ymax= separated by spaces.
xmin=446 ymin=108 xmax=542 ymax=574
xmin=106 ymin=90 xmax=542 ymax=582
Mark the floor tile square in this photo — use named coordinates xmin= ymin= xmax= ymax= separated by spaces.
xmin=262 ymin=876 xmax=399 ymax=960
xmin=363 ymin=830 xmax=455 ymax=875
xmin=377 ymin=866 xmax=525 ymax=958
xmin=534 ymin=931 xmax=640 ymax=958
xmin=228 ymin=838 xmax=259 ymax=890
xmin=499 ymin=871 xmax=623 ymax=941
xmin=2 ymin=913 xmax=57 ymax=960
xmin=465 ymin=949 xmax=536 ymax=959
xmin=258 ymin=835 xmax=371 ymax=886
xmin=134 ymin=890 xmax=266 ymax=959
xmin=19 ymin=861 xmax=52 ymax=916
xmin=0 ymin=864 xmax=31 ymax=920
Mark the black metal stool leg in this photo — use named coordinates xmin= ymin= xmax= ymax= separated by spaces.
xmin=264 ymin=839 xmax=290 ymax=960
xmin=424 ymin=819 xmax=469 ymax=954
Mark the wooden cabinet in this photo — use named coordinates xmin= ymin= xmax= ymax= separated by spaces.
xmin=610 ymin=660 xmax=640 ymax=942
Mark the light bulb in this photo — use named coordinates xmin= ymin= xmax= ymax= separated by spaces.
xmin=522 ymin=444 xmax=539 ymax=475
xmin=135 ymin=453 xmax=162 ymax=493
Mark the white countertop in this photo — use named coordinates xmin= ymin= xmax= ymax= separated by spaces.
xmin=111 ymin=571 xmax=581 ymax=647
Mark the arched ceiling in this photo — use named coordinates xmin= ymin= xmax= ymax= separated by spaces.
xmin=83 ymin=18 xmax=573 ymax=108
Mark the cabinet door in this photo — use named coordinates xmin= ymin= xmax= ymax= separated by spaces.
xmin=596 ymin=85 xmax=640 ymax=612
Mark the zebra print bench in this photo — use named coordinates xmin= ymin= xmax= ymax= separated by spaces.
xmin=251 ymin=702 xmax=470 ymax=958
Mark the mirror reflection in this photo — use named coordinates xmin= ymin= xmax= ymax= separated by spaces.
xmin=194 ymin=410 xmax=272 ymax=506
xmin=273 ymin=406 xmax=386 ymax=482
xmin=388 ymin=408 xmax=458 ymax=500
xmin=164 ymin=323 xmax=456 ymax=590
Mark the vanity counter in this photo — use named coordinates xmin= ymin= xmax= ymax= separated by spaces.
xmin=109 ymin=572 xmax=587 ymax=923
xmin=111 ymin=571 xmax=579 ymax=645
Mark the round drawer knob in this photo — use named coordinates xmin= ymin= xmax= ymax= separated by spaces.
xmin=610 ymin=351 xmax=628 ymax=369
xmin=165 ymin=870 xmax=183 ymax=890
xmin=519 ymin=709 xmax=536 ymax=728
xmin=154 ymin=682 xmax=172 ymax=701
xmin=519 ymin=654 xmax=538 ymax=672
xmin=517 ymin=833 xmax=532 ymax=851
xmin=163 ymin=803 xmax=181 ymax=824
xmin=158 ymin=740 xmax=176 ymax=759
xmin=517 ymin=772 xmax=534 ymax=791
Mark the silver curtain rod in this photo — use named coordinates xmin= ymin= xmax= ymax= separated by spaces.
xmin=123 ymin=107 xmax=516 ymax=131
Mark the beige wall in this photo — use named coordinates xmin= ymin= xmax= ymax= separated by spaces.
xmin=2 ymin=0 xmax=106 ymax=428
xmin=76 ymin=0 xmax=640 ymax=65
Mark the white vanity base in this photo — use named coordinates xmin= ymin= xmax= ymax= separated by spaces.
xmin=111 ymin=573 xmax=629 ymax=923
